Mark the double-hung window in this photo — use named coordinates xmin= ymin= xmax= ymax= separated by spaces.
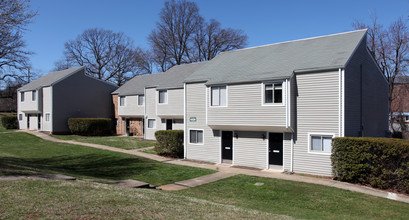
xmin=32 ymin=90 xmax=36 ymax=101
xmin=190 ymin=130 xmax=203 ymax=144
xmin=309 ymin=134 xmax=333 ymax=153
xmin=264 ymin=83 xmax=282 ymax=104
xmin=18 ymin=114 xmax=23 ymax=121
xmin=148 ymin=119 xmax=156 ymax=128
xmin=159 ymin=90 xmax=167 ymax=104
xmin=211 ymin=86 xmax=226 ymax=106
xmin=119 ymin=96 xmax=126 ymax=106
xmin=138 ymin=95 xmax=144 ymax=106
xmin=21 ymin=92 xmax=25 ymax=102
xmin=45 ymin=113 xmax=50 ymax=122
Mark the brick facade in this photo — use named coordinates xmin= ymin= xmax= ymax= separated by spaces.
xmin=112 ymin=94 xmax=143 ymax=136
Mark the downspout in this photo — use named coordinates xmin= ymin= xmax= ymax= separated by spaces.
xmin=183 ymin=83 xmax=187 ymax=159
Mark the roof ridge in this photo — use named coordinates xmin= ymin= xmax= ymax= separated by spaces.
xmin=227 ymin=29 xmax=368 ymax=53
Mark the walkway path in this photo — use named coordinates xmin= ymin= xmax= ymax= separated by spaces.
xmin=24 ymin=131 xmax=409 ymax=203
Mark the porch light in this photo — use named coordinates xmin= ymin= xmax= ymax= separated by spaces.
xmin=262 ymin=134 xmax=266 ymax=140
xmin=235 ymin=133 xmax=238 ymax=139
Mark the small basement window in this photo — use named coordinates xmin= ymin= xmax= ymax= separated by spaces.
xmin=309 ymin=134 xmax=333 ymax=153
xmin=119 ymin=96 xmax=126 ymax=106
xmin=264 ymin=83 xmax=282 ymax=104
xmin=190 ymin=130 xmax=203 ymax=144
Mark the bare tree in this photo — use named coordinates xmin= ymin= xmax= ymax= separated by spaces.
xmin=149 ymin=0 xmax=247 ymax=71
xmin=0 ymin=0 xmax=37 ymax=82
xmin=58 ymin=28 xmax=152 ymax=86
xmin=194 ymin=19 xmax=248 ymax=61
xmin=353 ymin=15 xmax=409 ymax=133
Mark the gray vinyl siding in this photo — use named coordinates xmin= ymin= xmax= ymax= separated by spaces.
xmin=233 ymin=131 xmax=268 ymax=169
xmin=157 ymin=89 xmax=184 ymax=118
xmin=292 ymin=70 xmax=340 ymax=176
xmin=144 ymin=88 xmax=164 ymax=140
xmin=52 ymin=69 xmax=117 ymax=133
xmin=42 ymin=87 xmax=52 ymax=132
xmin=186 ymin=83 xmax=220 ymax=163
xmin=283 ymin=133 xmax=292 ymax=171
xmin=118 ymin=95 xmax=144 ymax=117
xmin=344 ymin=38 xmax=389 ymax=137
xmin=172 ymin=119 xmax=184 ymax=130
xmin=207 ymin=82 xmax=286 ymax=127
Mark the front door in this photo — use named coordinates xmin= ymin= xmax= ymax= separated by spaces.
xmin=166 ymin=119 xmax=172 ymax=130
xmin=27 ymin=115 xmax=30 ymax=129
xmin=269 ymin=133 xmax=283 ymax=166
xmin=37 ymin=114 xmax=41 ymax=130
xmin=222 ymin=131 xmax=233 ymax=163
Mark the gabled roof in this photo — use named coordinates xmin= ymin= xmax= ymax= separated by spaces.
xmin=184 ymin=29 xmax=367 ymax=85
xmin=113 ymin=62 xmax=207 ymax=96
xmin=395 ymin=76 xmax=409 ymax=84
xmin=18 ymin=66 xmax=84 ymax=92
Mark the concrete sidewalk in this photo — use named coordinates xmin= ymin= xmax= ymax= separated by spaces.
xmin=24 ymin=130 xmax=409 ymax=203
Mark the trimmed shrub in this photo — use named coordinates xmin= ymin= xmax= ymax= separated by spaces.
xmin=154 ymin=130 xmax=184 ymax=158
xmin=332 ymin=137 xmax=409 ymax=193
xmin=1 ymin=115 xmax=18 ymax=129
xmin=68 ymin=118 xmax=112 ymax=136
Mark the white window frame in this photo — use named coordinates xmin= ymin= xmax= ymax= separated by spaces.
xmin=18 ymin=114 xmax=23 ymax=121
xmin=147 ymin=119 xmax=156 ymax=129
xmin=45 ymin=113 xmax=50 ymax=122
xmin=158 ymin=90 xmax=168 ymax=104
xmin=189 ymin=129 xmax=204 ymax=145
xmin=20 ymin=92 xmax=25 ymax=102
xmin=32 ymin=90 xmax=36 ymax=101
xmin=210 ymin=85 xmax=227 ymax=107
xmin=262 ymin=81 xmax=284 ymax=106
xmin=138 ymin=95 xmax=144 ymax=106
xmin=119 ymin=96 xmax=126 ymax=106
xmin=307 ymin=133 xmax=335 ymax=155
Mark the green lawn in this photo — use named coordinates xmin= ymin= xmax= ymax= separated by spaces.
xmin=0 ymin=132 xmax=215 ymax=186
xmin=0 ymin=179 xmax=284 ymax=219
xmin=177 ymin=175 xmax=409 ymax=219
xmin=52 ymin=135 xmax=156 ymax=150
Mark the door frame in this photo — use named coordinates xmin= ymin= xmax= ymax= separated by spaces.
xmin=220 ymin=130 xmax=234 ymax=164
xmin=267 ymin=132 xmax=284 ymax=171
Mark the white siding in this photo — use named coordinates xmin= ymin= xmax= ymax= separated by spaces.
xmin=118 ymin=95 xmax=144 ymax=117
xmin=283 ymin=133 xmax=292 ymax=171
xmin=157 ymin=89 xmax=184 ymax=118
xmin=186 ymin=83 xmax=220 ymax=163
xmin=293 ymin=70 xmax=340 ymax=176
xmin=233 ymin=131 xmax=267 ymax=169
xmin=42 ymin=87 xmax=52 ymax=132
xmin=17 ymin=92 xmax=26 ymax=129
xmin=144 ymin=88 xmax=165 ymax=140
xmin=207 ymin=82 xmax=286 ymax=127
xmin=18 ymin=90 xmax=40 ymax=113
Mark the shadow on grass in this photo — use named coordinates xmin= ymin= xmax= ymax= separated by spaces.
xmin=0 ymin=154 xmax=158 ymax=180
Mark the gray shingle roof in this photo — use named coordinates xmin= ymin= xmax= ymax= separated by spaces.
xmin=18 ymin=66 xmax=84 ymax=91
xmin=113 ymin=62 xmax=207 ymax=96
xmin=184 ymin=30 xmax=367 ymax=85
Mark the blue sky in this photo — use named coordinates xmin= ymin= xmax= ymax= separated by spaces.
xmin=25 ymin=0 xmax=409 ymax=75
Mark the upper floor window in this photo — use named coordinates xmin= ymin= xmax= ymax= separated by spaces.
xmin=138 ymin=95 xmax=144 ymax=106
xmin=211 ymin=86 xmax=227 ymax=106
xmin=159 ymin=90 xmax=167 ymax=104
xmin=264 ymin=83 xmax=282 ymax=104
xmin=21 ymin=92 xmax=25 ymax=102
xmin=32 ymin=90 xmax=36 ymax=101
xmin=119 ymin=96 xmax=126 ymax=106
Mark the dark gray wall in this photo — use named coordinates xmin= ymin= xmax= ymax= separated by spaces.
xmin=52 ymin=69 xmax=118 ymax=133
xmin=344 ymin=37 xmax=389 ymax=137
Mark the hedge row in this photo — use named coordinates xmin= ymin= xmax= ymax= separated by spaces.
xmin=0 ymin=115 xmax=18 ymax=129
xmin=154 ymin=130 xmax=184 ymax=158
xmin=332 ymin=137 xmax=409 ymax=193
xmin=68 ymin=118 xmax=112 ymax=136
